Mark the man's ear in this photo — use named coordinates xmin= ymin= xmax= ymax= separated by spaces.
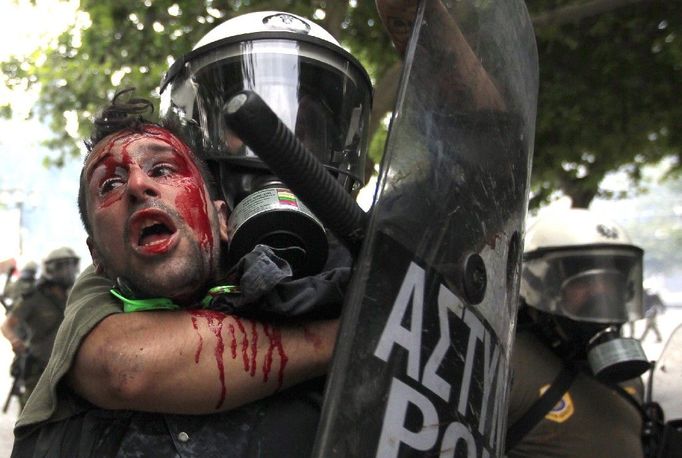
xmin=214 ymin=200 xmax=230 ymax=243
xmin=86 ymin=237 xmax=105 ymax=274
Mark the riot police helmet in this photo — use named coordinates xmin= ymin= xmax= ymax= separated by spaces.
xmin=159 ymin=11 xmax=373 ymax=207
xmin=521 ymin=208 xmax=644 ymax=324
xmin=20 ymin=261 xmax=38 ymax=279
xmin=43 ymin=247 xmax=80 ymax=288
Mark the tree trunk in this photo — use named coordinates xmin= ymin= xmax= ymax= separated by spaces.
xmin=369 ymin=60 xmax=403 ymax=140
xmin=560 ymin=175 xmax=598 ymax=208
xmin=321 ymin=3 xmax=347 ymax=41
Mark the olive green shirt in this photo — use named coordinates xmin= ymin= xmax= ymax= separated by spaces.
xmin=508 ymin=330 xmax=644 ymax=458
xmin=15 ymin=265 xmax=119 ymax=435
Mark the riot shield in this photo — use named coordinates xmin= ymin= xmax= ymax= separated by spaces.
xmin=652 ymin=324 xmax=682 ymax=421
xmin=312 ymin=0 xmax=538 ymax=456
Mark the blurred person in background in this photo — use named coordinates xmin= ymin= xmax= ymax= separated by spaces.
xmin=640 ymin=289 xmax=665 ymax=343
xmin=1 ymin=260 xmax=38 ymax=412
xmin=2 ymin=261 xmax=38 ymax=307
xmin=1 ymin=247 xmax=79 ymax=409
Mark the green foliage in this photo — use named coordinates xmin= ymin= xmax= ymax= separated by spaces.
xmin=2 ymin=0 xmax=681 ymax=210
xmin=528 ymin=0 xmax=682 ymax=207
xmin=0 ymin=1 xmax=392 ymax=165
xmin=369 ymin=120 xmax=389 ymax=165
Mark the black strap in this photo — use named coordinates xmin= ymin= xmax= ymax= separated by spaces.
xmin=610 ymin=383 xmax=647 ymax=418
xmin=506 ymin=364 xmax=577 ymax=452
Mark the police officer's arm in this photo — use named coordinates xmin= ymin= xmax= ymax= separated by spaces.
xmin=67 ymin=310 xmax=337 ymax=414
xmin=376 ymin=0 xmax=506 ymax=111
xmin=1 ymin=311 xmax=26 ymax=353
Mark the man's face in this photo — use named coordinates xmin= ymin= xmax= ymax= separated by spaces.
xmin=560 ymin=271 xmax=625 ymax=320
xmin=47 ymin=258 xmax=80 ymax=289
xmin=84 ymin=125 xmax=228 ymax=304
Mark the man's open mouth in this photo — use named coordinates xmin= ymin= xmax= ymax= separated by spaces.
xmin=129 ymin=209 xmax=178 ymax=253
xmin=139 ymin=221 xmax=174 ymax=246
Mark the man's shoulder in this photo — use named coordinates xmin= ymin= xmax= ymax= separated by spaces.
xmin=66 ymin=265 xmax=120 ymax=315
xmin=509 ymin=329 xmax=565 ymax=417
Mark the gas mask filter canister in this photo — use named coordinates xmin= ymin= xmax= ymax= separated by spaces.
xmin=225 ymin=180 xmax=328 ymax=278
xmin=587 ymin=326 xmax=650 ymax=383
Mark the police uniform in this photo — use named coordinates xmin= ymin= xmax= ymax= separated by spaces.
xmin=13 ymin=246 xmax=349 ymax=457
xmin=508 ymin=329 xmax=644 ymax=458
xmin=4 ymin=277 xmax=36 ymax=305
xmin=10 ymin=282 xmax=67 ymax=406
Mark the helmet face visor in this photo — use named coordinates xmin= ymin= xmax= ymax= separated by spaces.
xmin=44 ymin=257 xmax=80 ymax=287
xmin=161 ymin=38 xmax=372 ymax=193
xmin=521 ymin=245 xmax=644 ymax=323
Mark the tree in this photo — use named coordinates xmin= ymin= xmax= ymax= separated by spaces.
xmin=2 ymin=0 xmax=680 ymax=209
xmin=527 ymin=0 xmax=682 ymax=208
xmin=1 ymin=1 xmax=397 ymax=164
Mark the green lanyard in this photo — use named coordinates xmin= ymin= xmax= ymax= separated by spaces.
xmin=111 ymin=284 xmax=241 ymax=313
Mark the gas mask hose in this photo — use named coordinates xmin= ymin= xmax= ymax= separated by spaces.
xmin=223 ymin=90 xmax=368 ymax=256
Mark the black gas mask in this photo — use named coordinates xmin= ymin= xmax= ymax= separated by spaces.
xmin=522 ymin=243 xmax=649 ymax=383
xmin=548 ymin=315 xmax=649 ymax=383
xmin=217 ymin=163 xmax=329 ymax=276
xmin=159 ymin=12 xmax=372 ymax=277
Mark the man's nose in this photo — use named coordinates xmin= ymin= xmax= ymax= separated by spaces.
xmin=127 ymin=167 xmax=160 ymax=202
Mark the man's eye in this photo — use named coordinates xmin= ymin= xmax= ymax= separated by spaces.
xmin=100 ymin=177 xmax=124 ymax=195
xmin=150 ymin=163 xmax=177 ymax=177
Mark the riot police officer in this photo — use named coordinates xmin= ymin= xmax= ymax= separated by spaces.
xmin=2 ymin=261 xmax=38 ymax=307
xmin=507 ymin=208 xmax=648 ymax=457
xmin=1 ymin=247 xmax=79 ymax=408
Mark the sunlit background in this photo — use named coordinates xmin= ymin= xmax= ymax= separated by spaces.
xmin=0 ymin=0 xmax=680 ymax=454
xmin=0 ymin=0 xmax=88 ymax=271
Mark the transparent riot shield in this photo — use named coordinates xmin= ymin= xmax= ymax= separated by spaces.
xmin=312 ymin=0 xmax=538 ymax=456
xmin=652 ymin=324 xmax=682 ymax=421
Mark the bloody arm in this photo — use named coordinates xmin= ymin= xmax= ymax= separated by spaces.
xmin=67 ymin=309 xmax=337 ymax=414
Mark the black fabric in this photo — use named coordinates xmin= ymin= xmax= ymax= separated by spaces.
xmin=657 ymin=420 xmax=682 ymax=458
xmin=506 ymin=364 xmax=577 ymax=452
xmin=12 ymin=378 xmax=325 ymax=458
xmin=209 ymin=244 xmax=351 ymax=320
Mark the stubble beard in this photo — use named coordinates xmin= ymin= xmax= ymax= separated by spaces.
xmin=105 ymin=229 xmax=213 ymax=306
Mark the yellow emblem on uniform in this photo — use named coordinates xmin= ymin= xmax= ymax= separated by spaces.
xmin=539 ymin=384 xmax=574 ymax=423
xmin=624 ymin=386 xmax=638 ymax=397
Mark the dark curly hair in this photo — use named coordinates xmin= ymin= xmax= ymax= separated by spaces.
xmin=84 ymin=87 xmax=155 ymax=153
xmin=78 ymin=88 xmax=217 ymax=236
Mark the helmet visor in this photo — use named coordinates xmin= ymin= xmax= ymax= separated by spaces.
xmin=161 ymin=37 xmax=372 ymax=192
xmin=521 ymin=245 xmax=644 ymax=323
